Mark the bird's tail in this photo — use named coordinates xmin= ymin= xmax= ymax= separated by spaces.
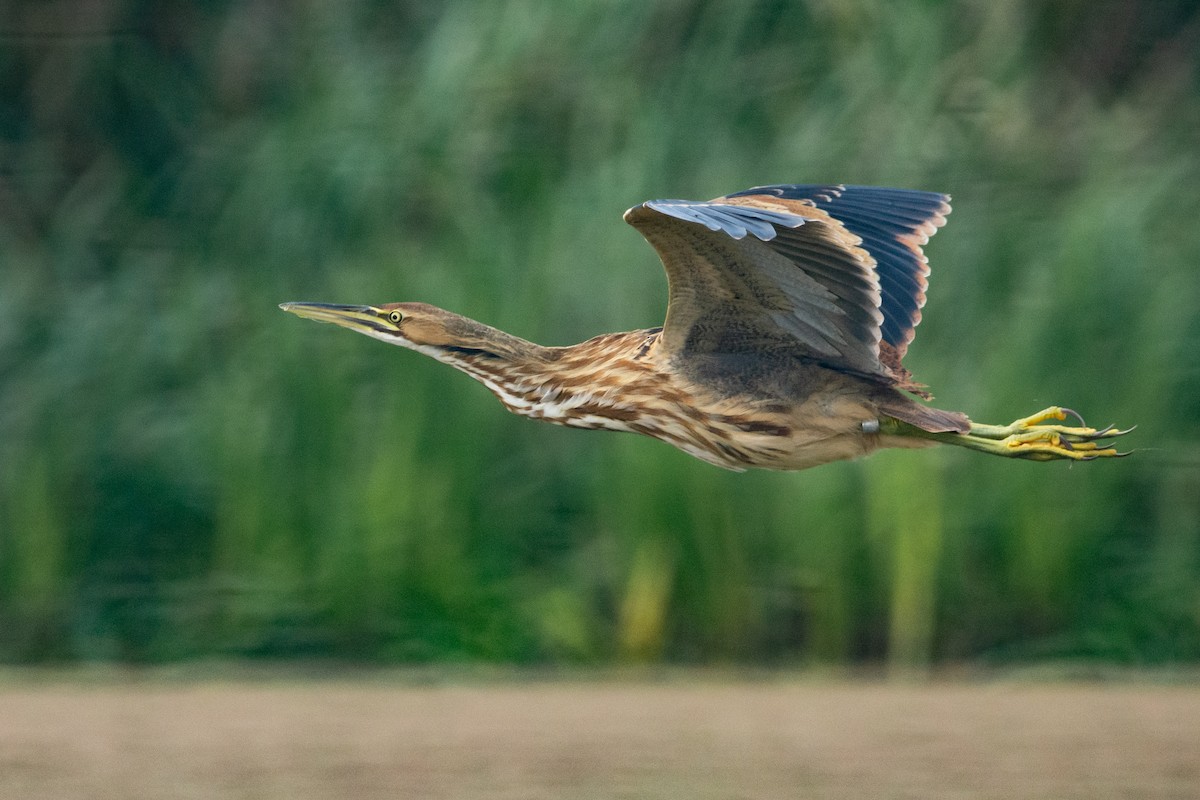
xmin=877 ymin=395 xmax=970 ymax=434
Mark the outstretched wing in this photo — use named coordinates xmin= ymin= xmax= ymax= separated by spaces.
xmin=623 ymin=183 xmax=950 ymax=388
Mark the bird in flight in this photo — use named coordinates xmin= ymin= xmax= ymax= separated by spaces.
xmin=282 ymin=184 xmax=1129 ymax=471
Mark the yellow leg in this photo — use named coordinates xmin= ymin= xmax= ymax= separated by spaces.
xmin=885 ymin=406 xmax=1133 ymax=462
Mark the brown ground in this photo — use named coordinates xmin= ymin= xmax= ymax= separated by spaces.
xmin=1 ymin=675 xmax=1198 ymax=799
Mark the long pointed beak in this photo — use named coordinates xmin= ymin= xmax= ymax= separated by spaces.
xmin=279 ymin=302 xmax=399 ymax=335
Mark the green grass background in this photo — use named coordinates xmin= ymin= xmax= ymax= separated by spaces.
xmin=1 ymin=0 xmax=1198 ymax=668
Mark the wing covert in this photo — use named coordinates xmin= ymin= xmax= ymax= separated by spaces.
xmin=727 ymin=184 xmax=950 ymax=358
xmin=624 ymin=196 xmax=886 ymax=378
xmin=624 ymin=183 xmax=951 ymax=391
xmin=642 ymin=199 xmax=806 ymax=241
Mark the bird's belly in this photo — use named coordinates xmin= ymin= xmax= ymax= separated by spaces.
xmin=496 ymin=373 xmax=931 ymax=472
xmin=694 ymin=392 xmax=928 ymax=472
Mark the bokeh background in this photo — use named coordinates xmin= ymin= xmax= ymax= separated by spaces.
xmin=2 ymin=0 xmax=1198 ymax=671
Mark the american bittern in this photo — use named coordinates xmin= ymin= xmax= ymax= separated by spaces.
xmin=282 ymin=184 xmax=1129 ymax=471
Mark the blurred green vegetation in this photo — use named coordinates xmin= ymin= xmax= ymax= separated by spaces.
xmin=1 ymin=0 xmax=1198 ymax=667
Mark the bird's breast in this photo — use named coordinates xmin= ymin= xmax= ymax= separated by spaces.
xmin=461 ymin=334 xmax=890 ymax=471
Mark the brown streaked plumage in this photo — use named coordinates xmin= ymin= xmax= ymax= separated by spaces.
xmin=282 ymin=184 xmax=1130 ymax=471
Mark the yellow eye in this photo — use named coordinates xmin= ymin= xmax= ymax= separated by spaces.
xmin=388 ymin=311 xmax=403 ymax=324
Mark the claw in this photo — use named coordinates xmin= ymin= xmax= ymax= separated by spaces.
xmin=1060 ymin=407 xmax=1087 ymax=427
xmin=953 ymin=406 xmax=1133 ymax=462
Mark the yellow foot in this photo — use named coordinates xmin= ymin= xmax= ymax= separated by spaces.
xmin=965 ymin=406 xmax=1133 ymax=461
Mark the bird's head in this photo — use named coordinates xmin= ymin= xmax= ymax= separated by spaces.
xmin=279 ymin=301 xmax=539 ymax=364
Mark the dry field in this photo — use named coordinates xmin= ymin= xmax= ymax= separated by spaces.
xmin=1 ymin=674 xmax=1197 ymax=799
